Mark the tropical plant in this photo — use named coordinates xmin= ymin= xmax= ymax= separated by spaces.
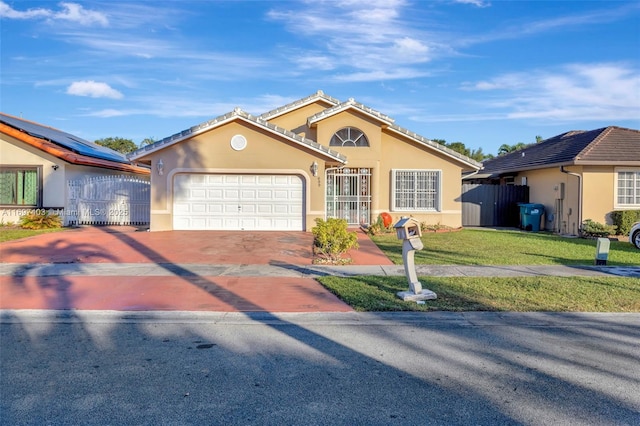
xmin=20 ymin=211 xmax=62 ymax=230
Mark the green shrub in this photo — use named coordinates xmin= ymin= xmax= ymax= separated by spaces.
xmin=581 ymin=219 xmax=616 ymax=238
xmin=312 ymin=218 xmax=359 ymax=264
xmin=610 ymin=210 xmax=640 ymax=235
xmin=20 ymin=211 xmax=62 ymax=230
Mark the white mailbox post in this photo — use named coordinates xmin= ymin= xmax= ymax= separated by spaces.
xmin=394 ymin=217 xmax=437 ymax=301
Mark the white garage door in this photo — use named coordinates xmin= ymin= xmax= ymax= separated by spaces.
xmin=173 ymin=174 xmax=304 ymax=231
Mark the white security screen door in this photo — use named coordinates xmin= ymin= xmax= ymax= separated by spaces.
xmin=326 ymin=167 xmax=371 ymax=225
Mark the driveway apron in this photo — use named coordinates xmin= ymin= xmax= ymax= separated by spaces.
xmin=0 ymin=226 xmax=392 ymax=312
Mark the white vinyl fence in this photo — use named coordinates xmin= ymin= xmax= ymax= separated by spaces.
xmin=67 ymin=175 xmax=150 ymax=226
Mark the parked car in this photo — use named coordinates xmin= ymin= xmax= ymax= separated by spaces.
xmin=630 ymin=222 xmax=640 ymax=249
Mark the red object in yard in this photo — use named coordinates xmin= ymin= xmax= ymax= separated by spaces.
xmin=380 ymin=212 xmax=392 ymax=227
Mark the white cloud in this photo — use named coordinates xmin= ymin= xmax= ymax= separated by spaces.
xmin=0 ymin=1 xmax=108 ymax=26
xmin=0 ymin=1 xmax=49 ymax=19
xmin=459 ymin=63 xmax=640 ymax=122
xmin=54 ymin=2 xmax=108 ymax=26
xmin=452 ymin=0 xmax=491 ymax=8
xmin=335 ymin=68 xmax=430 ymax=83
xmin=67 ymin=81 xmax=123 ymax=99
xmin=87 ymin=109 xmax=127 ymax=118
xmin=267 ymin=0 xmax=442 ymax=82
xmin=461 ymin=3 xmax=638 ymax=46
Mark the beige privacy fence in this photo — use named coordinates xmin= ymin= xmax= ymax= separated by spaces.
xmin=66 ymin=175 xmax=150 ymax=226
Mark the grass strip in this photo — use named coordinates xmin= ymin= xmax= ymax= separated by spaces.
xmin=318 ymin=275 xmax=640 ymax=312
xmin=370 ymin=229 xmax=640 ymax=266
xmin=0 ymin=228 xmax=65 ymax=243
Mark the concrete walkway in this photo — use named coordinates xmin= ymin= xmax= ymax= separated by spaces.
xmin=1 ymin=262 xmax=639 ymax=278
xmin=1 ymin=261 xmax=638 ymax=312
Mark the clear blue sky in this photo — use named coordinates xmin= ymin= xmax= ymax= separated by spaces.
xmin=2 ymin=0 xmax=639 ymax=156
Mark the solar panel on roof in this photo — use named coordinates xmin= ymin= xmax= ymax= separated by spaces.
xmin=0 ymin=113 xmax=129 ymax=164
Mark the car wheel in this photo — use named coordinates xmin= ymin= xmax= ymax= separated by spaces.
xmin=633 ymin=230 xmax=640 ymax=249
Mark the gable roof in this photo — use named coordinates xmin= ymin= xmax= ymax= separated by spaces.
xmin=0 ymin=113 xmax=149 ymax=174
xmin=130 ymin=90 xmax=482 ymax=170
xmin=307 ymin=98 xmax=395 ymax=127
xmin=129 ymin=107 xmax=347 ymax=163
xmin=386 ymin=124 xmax=482 ymax=170
xmin=305 ymin=94 xmax=481 ymax=170
xmin=259 ymin=90 xmax=341 ymax=121
xmin=479 ymin=126 xmax=640 ymax=176
xmin=1 ymin=113 xmax=129 ymax=163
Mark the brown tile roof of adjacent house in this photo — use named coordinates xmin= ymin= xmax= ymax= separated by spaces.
xmin=0 ymin=115 xmax=150 ymax=175
xmin=480 ymin=126 xmax=640 ymax=175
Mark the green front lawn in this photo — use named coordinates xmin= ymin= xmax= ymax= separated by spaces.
xmin=317 ymin=228 xmax=640 ymax=312
xmin=370 ymin=229 xmax=639 ymax=266
xmin=318 ymin=275 xmax=640 ymax=312
xmin=0 ymin=226 xmax=65 ymax=243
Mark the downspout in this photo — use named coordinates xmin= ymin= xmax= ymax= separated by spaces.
xmin=560 ymin=166 xmax=582 ymax=234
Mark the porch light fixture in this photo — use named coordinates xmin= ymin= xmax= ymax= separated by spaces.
xmin=311 ymin=161 xmax=318 ymax=177
xmin=157 ymin=159 xmax=164 ymax=175
xmin=51 ymin=164 xmax=59 ymax=171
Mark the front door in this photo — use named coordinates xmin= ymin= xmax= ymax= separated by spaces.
xmin=326 ymin=167 xmax=371 ymax=226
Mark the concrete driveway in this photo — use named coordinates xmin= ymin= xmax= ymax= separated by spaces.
xmin=0 ymin=226 xmax=392 ymax=312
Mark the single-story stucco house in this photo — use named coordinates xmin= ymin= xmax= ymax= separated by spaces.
xmin=464 ymin=126 xmax=640 ymax=234
xmin=0 ymin=113 xmax=150 ymax=225
xmin=129 ymin=90 xmax=482 ymax=232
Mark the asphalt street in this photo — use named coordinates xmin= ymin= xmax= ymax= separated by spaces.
xmin=2 ymin=310 xmax=639 ymax=425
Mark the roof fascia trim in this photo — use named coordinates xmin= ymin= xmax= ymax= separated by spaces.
xmin=1 ymin=123 xmax=150 ymax=174
xmin=307 ymin=98 xmax=395 ymax=128
xmin=483 ymin=161 xmax=577 ymax=175
xmin=386 ymin=125 xmax=482 ymax=170
xmin=259 ymin=90 xmax=341 ymax=121
xmin=130 ymin=109 xmax=347 ymax=164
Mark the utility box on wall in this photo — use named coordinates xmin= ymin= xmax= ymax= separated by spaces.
xmin=554 ymin=183 xmax=565 ymax=200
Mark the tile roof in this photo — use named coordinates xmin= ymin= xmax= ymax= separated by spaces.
xmin=0 ymin=113 xmax=149 ymax=174
xmin=480 ymin=126 xmax=640 ymax=175
xmin=307 ymin=98 xmax=395 ymax=126
xmin=130 ymin=90 xmax=482 ymax=170
xmin=305 ymin=95 xmax=481 ymax=170
xmin=129 ymin=107 xmax=347 ymax=163
xmin=259 ymin=90 xmax=341 ymax=121
xmin=386 ymin=124 xmax=483 ymax=170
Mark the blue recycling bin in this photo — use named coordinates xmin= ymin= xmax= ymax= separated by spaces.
xmin=519 ymin=203 xmax=545 ymax=232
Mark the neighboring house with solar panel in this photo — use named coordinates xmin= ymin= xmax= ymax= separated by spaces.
xmin=0 ymin=113 xmax=150 ymax=225
xmin=129 ymin=90 xmax=482 ymax=232
xmin=464 ymin=126 xmax=640 ymax=235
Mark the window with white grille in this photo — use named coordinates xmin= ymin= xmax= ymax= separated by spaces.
xmin=392 ymin=170 xmax=441 ymax=211
xmin=329 ymin=127 xmax=369 ymax=147
xmin=617 ymin=170 xmax=640 ymax=206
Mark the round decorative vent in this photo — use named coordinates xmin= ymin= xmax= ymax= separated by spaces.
xmin=230 ymin=134 xmax=247 ymax=151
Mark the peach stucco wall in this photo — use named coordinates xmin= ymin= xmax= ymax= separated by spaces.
xmin=518 ymin=165 xmax=621 ymax=235
xmin=141 ymin=103 xmax=471 ymax=231
xmin=146 ymin=121 xmax=325 ymax=231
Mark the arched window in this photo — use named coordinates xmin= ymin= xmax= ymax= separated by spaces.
xmin=329 ymin=127 xmax=369 ymax=147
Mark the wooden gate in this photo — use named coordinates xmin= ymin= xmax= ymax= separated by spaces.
xmin=67 ymin=175 xmax=150 ymax=226
xmin=462 ymin=184 xmax=529 ymax=227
